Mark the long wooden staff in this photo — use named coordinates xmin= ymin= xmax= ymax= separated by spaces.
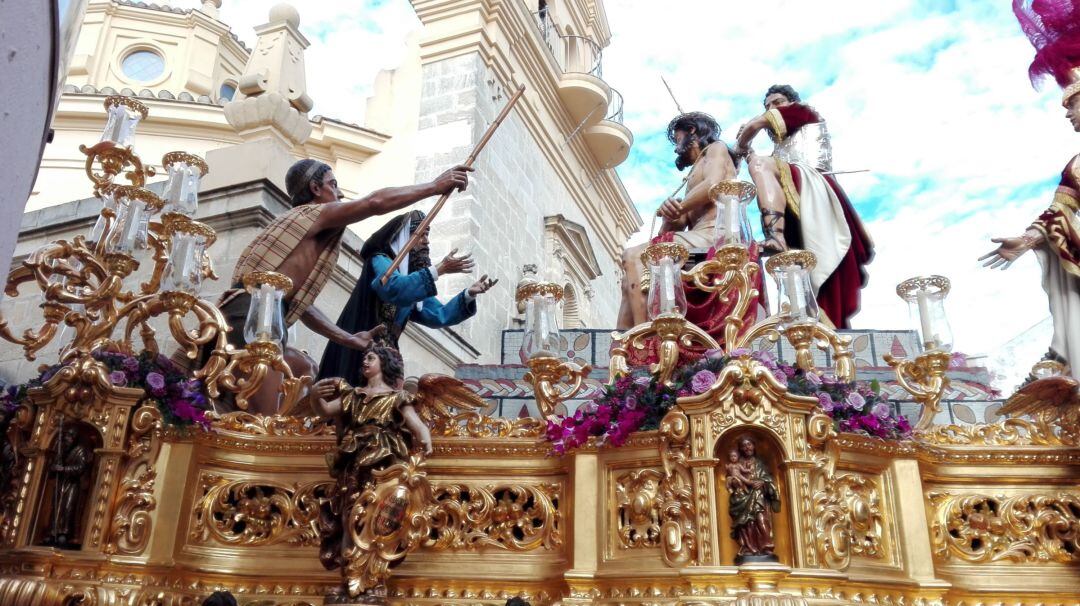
xmin=379 ymin=84 xmax=527 ymax=285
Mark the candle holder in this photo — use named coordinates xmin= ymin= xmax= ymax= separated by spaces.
xmin=79 ymin=96 xmax=154 ymax=196
xmin=106 ymin=185 xmax=163 ymax=256
xmin=885 ymin=276 xmax=954 ymax=430
xmin=517 ymin=281 xmax=563 ymax=361
xmin=161 ymin=217 xmax=216 ymax=295
xmin=523 ymin=356 xmax=593 ymax=418
xmin=897 ymin=275 xmax=953 ymax=353
xmin=885 ymin=350 xmax=951 ymax=431
xmin=765 ymin=250 xmax=819 ymax=373
xmin=643 ymin=242 xmax=689 ymax=319
xmin=242 ymin=271 xmax=291 ymax=345
xmin=710 ymin=180 xmax=756 ymax=249
xmin=160 ymin=152 xmax=209 ymax=218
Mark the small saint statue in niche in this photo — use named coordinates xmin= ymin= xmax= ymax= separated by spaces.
xmin=723 ymin=435 xmax=781 ymax=564
xmin=42 ymin=425 xmax=93 ymax=548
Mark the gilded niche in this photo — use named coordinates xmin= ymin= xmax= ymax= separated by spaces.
xmin=615 ymin=469 xmax=664 ymax=549
xmin=929 ymin=492 xmax=1080 ymax=563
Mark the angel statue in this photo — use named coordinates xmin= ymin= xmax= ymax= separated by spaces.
xmin=308 ymin=344 xmax=486 ymax=604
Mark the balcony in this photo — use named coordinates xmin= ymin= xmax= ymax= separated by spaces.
xmin=532 ymin=10 xmax=631 ymax=167
xmin=584 ymin=88 xmax=633 ymax=167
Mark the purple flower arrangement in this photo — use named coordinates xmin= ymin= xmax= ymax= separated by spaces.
xmin=544 ymin=348 xmax=911 ymax=454
xmin=785 ymin=372 xmax=911 ymax=440
xmin=0 ymin=350 xmax=211 ymax=432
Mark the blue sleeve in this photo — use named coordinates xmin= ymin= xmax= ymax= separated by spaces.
xmin=411 ymin=291 xmax=478 ymax=329
xmin=369 ymin=255 xmax=438 ymax=308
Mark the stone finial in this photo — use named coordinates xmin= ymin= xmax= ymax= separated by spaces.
xmin=200 ymin=0 xmax=221 ymax=18
xmin=222 ymin=2 xmax=313 ymax=146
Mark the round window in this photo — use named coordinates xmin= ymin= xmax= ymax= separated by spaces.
xmin=219 ymin=82 xmax=237 ymax=102
xmin=121 ymin=50 xmax=165 ymax=82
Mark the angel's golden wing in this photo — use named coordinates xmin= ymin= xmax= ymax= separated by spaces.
xmin=412 ymin=374 xmax=489 ymax=426
xmin=1000 ymin=376 xmax=1080 ymax=420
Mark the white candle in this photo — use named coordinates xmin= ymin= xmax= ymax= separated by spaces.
xmin=724 ymin=197 xmax=737 ymax=244
xmin=783 ymin=268 xmax=800 ymax=319
xmin=117 ymin=200 xmax=144 ymax=252
xmin=661 ymin=258 xmax=676 ymax=313
xmin=916 ymin=289 xmax=935 ymax=349
xmin=257 ymin=283 xmax=275 ymax=340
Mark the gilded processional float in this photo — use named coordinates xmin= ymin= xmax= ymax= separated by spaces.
xmin=0 ymin=93 xmax=1076 ymax=606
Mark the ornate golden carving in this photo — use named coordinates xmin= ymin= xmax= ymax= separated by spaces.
xmin=680 ymin=244 xmax=761 ymax=347
xmin=191 ymin=475 xmax=332 ymax=547
xmin=210 ymin=411 xmax=335 ymax=437
xmin=341 ymin=455 xmax=434 ymax=599
xmin=610 ymin=314 xmax=719 ymax=386
xmin=658 ymin=409 xmax=696 ymax=566
xmin=428 ymin=412 xmax=545 ymax=438
xmin=515 ymin=281 xmax=563 ymax=304
xmin=614 ymin=469 xmax=664 ymax=549
xmin=929 ymin=492 xmax=1080 ymax=563
xmin=426 ymin=483 xmax=562 ymax=551
xmin=708 ymin=180 xmax=757 ymax=201
xmin=241 ymin=270 xmax=294 ymax=293
xmin=523 ymin=356 xmax=592 ymax=418
xmin=918 ymin=416 xmax=1072 ymax=446
xmin=885 ymin=350 xmax=950 ymax=431
xmin=105 ymin=402 xmax=163 ymax=555
xmin=641 ymin=242 xmax=690 ymax=268
xmin=896 ymin=275 xmax=951 ymax=299
xmin=161 ymin=150 xmax=209 ymax=175
xmin=764 ymin=250 xmax=817 ymax=274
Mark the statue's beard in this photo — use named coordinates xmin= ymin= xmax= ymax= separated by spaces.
xmin=408 ymin=246 xmax=432 ymax=273
xmin=674 ymin=137 xmax=698 ymax=171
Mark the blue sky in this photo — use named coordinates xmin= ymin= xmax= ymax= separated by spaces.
xmin=193 ymin=0 xmax=1079 ymax=388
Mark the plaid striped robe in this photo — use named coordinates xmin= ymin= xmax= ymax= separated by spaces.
xmin=225 ymin=204 xmax=343 ymax=326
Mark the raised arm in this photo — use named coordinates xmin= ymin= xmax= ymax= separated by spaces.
xmin=308 ymin=378 xmax=343 ymax=418
xmin=734 ymin=114 xmax=769 ymax=156
xmin=312 ymin=165 xmax=473 ymax=233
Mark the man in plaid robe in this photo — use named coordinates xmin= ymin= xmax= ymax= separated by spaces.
xmin=217 ymin=158 xmax=472 ymax=414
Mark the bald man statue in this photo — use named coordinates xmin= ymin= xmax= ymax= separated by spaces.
xmin=215 ymin=158 xmax=473 ymax=414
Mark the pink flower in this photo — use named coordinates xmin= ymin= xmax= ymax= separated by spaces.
xmin=704 ymin=348 xmax=725 ymax=360
xmin=690 ymin=370 xmax=717 ymax=394
xmin=845 ymin=392 xmax=866 ymax=410
xmin=146 ymin=372 xmax=166 ymax=395
xmin=805 ymin=372 xmax=822 ymax=386
xmin=871 ymin=402 xmax=891 ymax=419
xmin=816 ymin=392 xmax=835 ymax=413
xmin=754 ymin=350 xmax=776 ymax=365
xmin=729 ymin=348 xmax=750 ymax=358
xmin=109 ymin=371 xmax=127 ymax=386
xmin=948 ymin=352 xmax=968 ymax=369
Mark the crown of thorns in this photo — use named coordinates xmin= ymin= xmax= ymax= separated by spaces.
xmin=666 ymin=111 xmax=720 ymax=144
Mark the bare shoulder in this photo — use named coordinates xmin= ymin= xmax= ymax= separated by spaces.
xmin=702 ymin=144 xmax=737 ymax=178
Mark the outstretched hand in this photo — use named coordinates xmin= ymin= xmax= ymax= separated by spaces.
xmin=343 ymin=324 xmax=386 ymax=350
xmin=468 ymin=275 xmax=498 ymax=297
xmin=432 ymin=164 xmax=474 ymax=195
xmin=979 ymin=236 xmax=1031 ymax=270
xmin=436 ymin=248 xmax=475 ymax=275
xmin=310 ymin=378 xmax=339 ymax=401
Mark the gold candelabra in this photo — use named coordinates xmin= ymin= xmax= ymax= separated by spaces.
xmin=0 ymin=95 xmax=301 ymax=411
xmin=883 ymin=276 xmax=955 ymax=430
xmin=515 ymin=282 xmax=592 ymax=417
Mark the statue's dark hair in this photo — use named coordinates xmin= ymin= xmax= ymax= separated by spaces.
xmin=407 ymin=212 xmax=431 ymax=273
xmin=764 ymin=84 xmax=801 ymax=104
xmin=666 ymin=111 xmax=721 ymax=148
xmin=505 ymin=599 xmax=532 ymax=606
xmin=285 ymin=159 xmax=332 ymax=207
xmin=202 ymin=592 xmax=238 ymax=606
xmin=364 ymin=345 xmax=405 ymax=388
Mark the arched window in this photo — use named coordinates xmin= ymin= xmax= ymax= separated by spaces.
xmin=563 ymin=283 xmax=581 ymax=328
xmin=218 ymin=81 xmax=237 ymax=102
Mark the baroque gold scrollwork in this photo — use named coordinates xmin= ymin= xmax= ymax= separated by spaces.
xmin=190 ymin=475 xmax=332 ymax=547
xmin=918 ymin=416 xmax=1072 ymax=447
xmin=929 ymin=492 xmax=1080 ymax=563
xmin=105 ymin=402 xmax=163 ymax=555
xmin=425 ymin=483 xmax=562 ymax=551
xmin=615 ymin=469 xmax=664 ymax=549
xmin=658 ymin=409 xmax=696 ymax=566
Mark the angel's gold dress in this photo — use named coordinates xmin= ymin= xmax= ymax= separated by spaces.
xmin=320 ymin=386 xmax=415 ymax=571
